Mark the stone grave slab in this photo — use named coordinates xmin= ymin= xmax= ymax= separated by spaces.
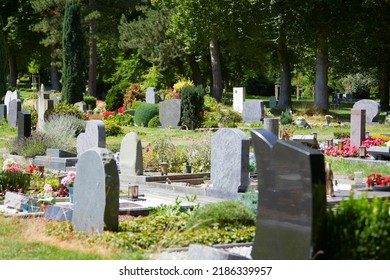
xmin=352 ymin=99 xmax=380 ymax=123
xmin=233 ymin=87 xmax=245 ymax=113
xmin=146 ymin=87 xmax=158 ymax=104
xmin=44 ymin=205 xmax=73 ymax=221
xmin=119 ymin=132 xmax=143 ymax=177
xmin=187 ymin=244 xmax=250 ymax=260
xmin=367 ymin=146 xmax=390 ymax=160
xmin=33 ymin=149 xmax=78 ymax=171
xmin=292 ymin=135 xmax=319 ymax=149
xmin=7 ymin=99 xmax=21 ymax=128
xmin=72 ymin=147 xmax=119 ymax=235
xmin=208 ymin=128 xmax=250 ymax=198
xmin=4 ymin=192 xmax=29 ymax=212
xmin=250 ymin=129 xmax=326 ymax=260
xmin=76 ymin=120 xmax=106 ymax=156
xmin=242 ymin=100 xmax=264 ymax=123
xmin=159 ymin=99 xmax=181 ymax=128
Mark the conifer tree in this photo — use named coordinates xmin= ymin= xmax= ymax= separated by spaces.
xmin=0 ymin=23 xmax=7 ymax=99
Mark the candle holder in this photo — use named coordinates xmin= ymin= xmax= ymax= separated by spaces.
xmin=358 ymin=146 xmax=366 ymax=159
xmin=128 ymin=184 xmax=139 ymax=199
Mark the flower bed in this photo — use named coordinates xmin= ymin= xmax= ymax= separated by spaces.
xmin=324 ymin=137 xmax=386 ymax=158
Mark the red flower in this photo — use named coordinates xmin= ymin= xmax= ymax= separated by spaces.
xmin=102 ymin=111 xmax=115 ymax=117
xmin=118 ymin=106 xmax=125 ymax=114
xmin=25 ymin=165 xmax=38 ymax=174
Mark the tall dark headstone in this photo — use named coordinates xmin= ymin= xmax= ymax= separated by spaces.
xmin=72 ymin=147 xmax=119 ymax=235
xmin=17 ymin=112 xmax=31 ymax=143
xmin=250 ymin=129 xmax=326 ymax=260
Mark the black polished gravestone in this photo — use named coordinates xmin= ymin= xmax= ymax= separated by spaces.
xmin=250 ymin=129 xmax=326 ymax=260
xmin=17 ymin=112 xmax=31 ymax=144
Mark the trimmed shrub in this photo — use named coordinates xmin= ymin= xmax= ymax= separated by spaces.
xmin=180 ymin=85 xmax=204 ymax=130
xmin=134 ymin=103 xmax=159 ymax=127
xmin=326 ymin=194 xmax=390 ymax=259
xmin=83 ymin=95 xmax=97 ymax=110
xmin=124 ymin=83 xmax=143 ymax=110
xmin=105 ymin=82 xmax=128 ymax=111
xmin=103 ymin=120 xmax=123 ymax=136
xmin=238 ymin=190 xmax=258 ymax=216
xmin=47 ymin=102 xmax=86 ymax=120
xmin=185 ymin=200 xmax=256 ymax=230
xmin=148 ymin=115 xmax=160 ymax=128
xmin=280 ymin=109 xmax=292 ymax=124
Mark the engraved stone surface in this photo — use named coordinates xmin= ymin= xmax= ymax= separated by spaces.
xmin=159 ymin=99 xmax=181 ymax=128
xmin=76 ymin=120 xmax=106 ymax=156
xmin=352 ymin=99 xmax=380 ymax=123
xmin=242 ymin=100 xmax=264 ymax=123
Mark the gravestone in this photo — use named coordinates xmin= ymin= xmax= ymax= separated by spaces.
xmin=250 ymin=129 xmax=326 ymax=260
xmin=146 ymin=87 xmax=158 ymax=104
xmin=119 ymin=132 xmax=143 ymax=176
xmin=4 ymin=90 xmax=19 ymax=118
xmin=159 ymin=99 xmax=181 ymax=128
xmin=350 ymin=109 xmax=366 ymax=147
xmin=352 ymin=99 xmax=380 ymax=123
xmin=76 ymin=120 xmax=106 ymax=156
xmin=4 ymin=90 xmax=12 ymax=112
xmin=0 ymin=104 xmax=6 ymax=121
xmin=17 ymin=112 xmax=31 ymax=144
xmin=72 ymin=147 xmax=119 ymax=235
xmin=4 ymin=192 xmax=29 ymax=211
xmin=74 ymin=101 xmax=86 ymax=112
xmin=33 ymin=148 xmax=78 ymax=171
xmin=187 ymin=244 xmax=249 ymax=260
xmin=263 ymin=118 xmax=279 ymax=137
xmin=367 ymin=146 xmax=390 ymax=160
xmin=292 ymin=135 xmax=320 ymax=149
xmin=233 ymin=87 xmax=245 ymax=113
xmin=242 ymin=100 xmax=264 ymax=123
xmin=208 ymin=128 xmax=250 ymax=198
xmin=7 ymin=99 xmax=21 ymax=128
xmin=269 ymin=96 xmax=277 ymax=108
xmin=36 ymin=92 xmax=53 ymax=131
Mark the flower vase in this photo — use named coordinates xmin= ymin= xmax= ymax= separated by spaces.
xmin=68 ymin=187 xmax=74 ymax=204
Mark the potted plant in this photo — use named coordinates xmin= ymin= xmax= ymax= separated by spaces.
xmin=61 ymin=171 xmax=76 ymax=203
xmin=366 ymin=173 xmax=390 ymax=191
xmin=295 ymin=116 xmax=306 ymax=127
xmin=37 ymin=184 xmax=56 ymax=211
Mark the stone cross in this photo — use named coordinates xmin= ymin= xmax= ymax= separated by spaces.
xmin=250 ymin=129 xmax=326 ymax=260
xmin=208 ymin=128 xmax=250 ymax=199
xmin=72 ymin=147 xmax=119 ymax=235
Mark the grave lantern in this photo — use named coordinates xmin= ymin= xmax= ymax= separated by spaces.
xmin=359 ymin=146 xmax=366 ymax=158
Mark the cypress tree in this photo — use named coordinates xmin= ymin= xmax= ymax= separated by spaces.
xmin=62 ymin=0 xmax=85 ymax=104
xmin=0 ymin=22 xmax=7 ymax=99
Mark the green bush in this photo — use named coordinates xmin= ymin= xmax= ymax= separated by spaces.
xmin=134 ymin=103 xmax=159 ymax=127
xmin=333 ymin=131 xmax=350 ymax=139
xmin=48 ymin=102 xmax=86 ymax=119
xmin=124 ymin=83 xmax=143 ymax=110
xmin=326 ymin=194 xmax=390 ymax=259
xmin=107 ymin=114 xmax=134 ymax=127
xmin=147 ymin=115 xmax=160 ymax=128
xmin=105 ymin=82 xmax=128 ymax=111
xmin=0 ymin=171 xmax=31 ymax=193
xmin=180 ymin=85 xmax=204 ymax=130
xmin=215 ymin=106 xmax=242 ymax=128
xmin=238 ymin=190 xmax=258 ymax=216
xmin=103 ymin=120 xmax=123 ymax=136
xmin=83 ymin=96 xmax=97 ymax=111
xmin=280 ymin=109 xmax=292 ymax=124
xmin=185 ymin=200 xmax=256 ymax=230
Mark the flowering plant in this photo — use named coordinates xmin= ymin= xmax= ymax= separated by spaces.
xmin=61 ymin=171 xmax=76 ymax=189
xmin=366 ymin=173 xmax=390 ymax=187
xmin=37 ymin=184 xmax=56 ymax=204
xmin=2 ymin=158 xmax=21 ymax=173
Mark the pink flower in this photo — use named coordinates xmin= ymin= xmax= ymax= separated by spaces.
xmin=61 ymin=176 xmax=71 ymax=186
xmin=68 ymin=171 xmax=76 ymax=182
xmin=44 ymin=184 xmax=53 ymax=192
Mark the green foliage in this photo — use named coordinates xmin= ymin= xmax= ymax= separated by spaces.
xmin=0 ymin=172 xmax=31 ymax=193
xmin=131 ymin=100 xmax=143 ymax=110
xmin=140 ymin=65 xmax=165 ymax=92
xmin=326 ymin=194 xmax=390 ymax=259
xmin=106 ymin=114 xmax=134 ymax=127
xmin=280 ymin=109 xmax=292 ymax=124
xmin=44 ymin=114 xmax=86 ymax=137
xmin=173 ymin=78 xmax=194 ymax=94
xmin=185 ymin=200 xmax=256 ymax=231
xmin=105 ymin=81 xmax=128 ymax=111
xmin=333 ymin=131 xmax=350 ymax=139
xmin=49 ymin=102 xmax=86 ymax=120
xmin=214 ymin=105 xmax=242 ymax=128
xmin=83 ymin=96 xmax=97 ymax=111
xmin=238 ymin=190 xmax=258 ymax=216
xmin=343 ymin=73 xmax=376 ymax=99
xmin=62 ymin=0 xmax=85 ymax=104
xmin=103 ymin=119 xmax=123 ymax=136
xmin=124 ymin=83 xmax=144 ymax=110
xmin=0 ymin=25 xmax=7 ymax=98
xmin=147 ymin=115 xmax=160 ymax=128
xmin=385 ymin=114 xmax=390 ymax=125
xmin=180 ymin=85 xmax=204 ymax=130
xmin=134 ymin=103 xmax=159 ymax=127
xmin=183 ymin=139 xmax=211 ymax=173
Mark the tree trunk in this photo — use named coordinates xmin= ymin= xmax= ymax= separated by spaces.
xmin=314 ymin=31 xmax=329 ymax=112
xmin=188 ymin=55 xmax=203 ymax=86
xmin=88 ymin=0 xmax=97 ymax=97
xmin=8 ymin=45 xmax=17 ymax=87
xmin=276 ymin=32 xmax=291 ymax=111
xmin=378 ymin=55 xmax=390 ymax=111
xmin=209 ymin=37 xmax=223 ymax=102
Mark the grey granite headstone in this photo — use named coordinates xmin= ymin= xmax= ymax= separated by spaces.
xmin=350 ymin=109 xmax=366 ymax=147
xmin=72 ymin=147 xmax=119 ymax=235
xmin=0 ymin=104 xmax=6 ymax=121
xmin=263 ymin=117 xmax=279 ymax=137
xmin=76 ymin=120 xmax=106 ymax=156
xmin=159 ymin=99 xmax=181 ymax=128
xmin=74 ymin=101 xmax=87 ymax=112
xmin=7 ymin=99 xmax=21 ymax=128
xmin=352 ymin=99 xmax=380 ymax=123
xmin=250 ymin=129 xmax=326 ymax=260
xmin=17 ymin=112 xmax=31 ymax=143
xmin=146 ymin=87 xmax=158 ymax=104
xmin=119 ymin=132 xmax=143 ymax=176
xmin=233 ymin=87 xmax=245 ymax=113
xmin=269 ymin=96 xmax=277 ymax=108
xmin=4 ymin=192 xmax=29 ymax=211
xmin=187 ymin=244 xmax=250 ymax=260
xmin=208 ymin=128 xmax=250 ymax=198
xmin=242 ymin=100 xmax=264 ymax=123
xmin=44 ymin=205 xmax=73 ymax=221
xmin=46 ymin=148 xmax=77 ymax=158
xmin=367 ymin=146 xmax=390 ymax=160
